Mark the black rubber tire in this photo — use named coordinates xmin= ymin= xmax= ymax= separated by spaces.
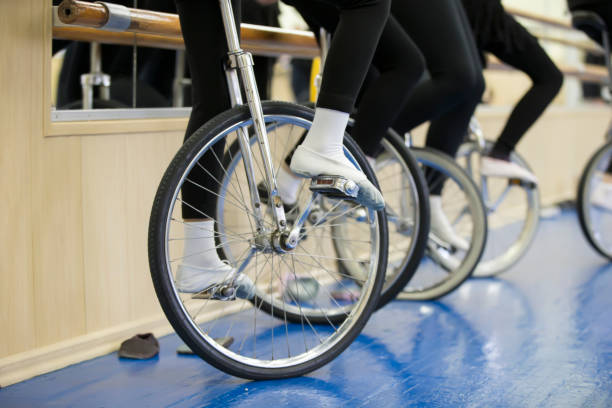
xmin=456 ymin=139 xmax=540 ymax=277
xmin=577 ymin=141 xmax=612 ymax=260
xmin=356 ymin=129 xmax=430 ymax=309
xmin=148 ymin=101 xmax=386 ymax=379
xmin=399 ymin=147 xmax=488 ymax=301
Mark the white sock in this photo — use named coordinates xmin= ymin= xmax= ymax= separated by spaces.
xmin=182 ymin=220 xmax=227 ymax=269
xmin=276 ymin=165 xmax=302 ymax=205
xmin=301 ymin=107 xmax=351 ymax=165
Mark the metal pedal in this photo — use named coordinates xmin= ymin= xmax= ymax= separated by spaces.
xmin=508 ymin=178 xmax=537 ymax=190
xmin=309 ymin=176 xmax=359 ymax=199
xmin=192 ymin=284 xmax=236 ymax=301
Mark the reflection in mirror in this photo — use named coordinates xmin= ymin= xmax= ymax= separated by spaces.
xmin=50 ymin=0 xmax=295 ymax=118
xmin=51 ymin=0 xmax=188 ymax=111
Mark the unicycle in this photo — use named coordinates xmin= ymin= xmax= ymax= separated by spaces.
xmin=456 ymin=118 xmax=540 ymax=277
xmin=572 ymin=10 xmax=612 ymax=261
xmin=148 ymin=0 xmax=388 ymax=380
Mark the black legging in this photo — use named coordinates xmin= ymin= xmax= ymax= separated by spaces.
xmin=461 ymin=1 xmax=563 ymax=160
xmin=284 ymin=0 xmax=481 ymax=195
xmin=284 ymin=0 xmax=424 ymax=153
xmin=391 ymin=0 xmax=485 ymax=195
xmin=176 ymin=0 xmax=393 ymax=219
xmin=487 ymin=32 xmax=563 ymax=159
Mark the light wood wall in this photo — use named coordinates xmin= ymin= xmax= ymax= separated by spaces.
xmin=0 ymin=1 xmax=610 ymax=387
xmin=0 ymin=1 xmax=183 ymax=386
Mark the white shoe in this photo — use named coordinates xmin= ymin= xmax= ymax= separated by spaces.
xmin=481 ymin=157 xmax=538 ymax=185
xmin=429 ymin=196 xmax=469 ymax=251
xmin=591 ymin=176 xmax=612 ymax=211
xmin=176 ymin=263 xmax=255 ymax=299
xmin=290 ymin=145 xmax=385 ymax=210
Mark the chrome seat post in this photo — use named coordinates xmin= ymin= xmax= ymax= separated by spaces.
xmin=218 ymin=0 xmax=287 ymax=232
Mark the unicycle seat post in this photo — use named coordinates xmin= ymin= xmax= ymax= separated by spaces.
xmin=218 ymin=0 xmax=288 ymax=232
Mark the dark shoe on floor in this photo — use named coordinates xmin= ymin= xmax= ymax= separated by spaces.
xmin=118 ymin=333 xmax=159 ymax=360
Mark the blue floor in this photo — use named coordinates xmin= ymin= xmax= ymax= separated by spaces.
xmin=2 ymin=210 xmax=611 ymax=407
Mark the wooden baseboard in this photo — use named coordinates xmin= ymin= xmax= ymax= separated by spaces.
xmin=0 ymin=301 xmax=247 ymax=387
xmin=0 ymin=314 xmax=173 ymax=387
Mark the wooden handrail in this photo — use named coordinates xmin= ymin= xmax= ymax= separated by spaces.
xmin=57 ymin=1 xmax=578 ymax=39
xmin=53 ymin=25 xmax=184 ymax=50
xmin=52 ymin=24 xmax=320 ymax=58
xmin=537 ymin=33 xmax=603 ymax=55
xmin=59 ymin=0 xmax=182 ymax=37
xmin=505 ymin=7 xmax=573 ymax=31
xmin=488 ymin=57 xmax=608 ymax=84
xmin=54 ymin=1 xmax=319 ymax=58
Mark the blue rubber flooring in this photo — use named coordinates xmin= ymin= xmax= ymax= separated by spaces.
xmin=1 ymin=210 xmax=611 ymax=407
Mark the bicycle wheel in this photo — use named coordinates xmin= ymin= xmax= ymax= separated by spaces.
xmin=456 ymin=140 xmax=540 ymax=277
xmin=577 ymin=141 xmax=612 ymax=260
xmin=149 ymin=101 xmax=387 ymax=380
xmin=397 ymin=147 xmax=487 ymax=300
xmin=332 ymin=129 xmax=430 ymax=308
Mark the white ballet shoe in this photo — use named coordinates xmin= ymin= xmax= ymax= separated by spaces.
xmin=591 ymin=176 xmax=612 ymax=211
xmin=289 ymin=145 xmax=385 ymax=210
xmin=481 ymin=157 xmax=538 ymax=185
xmin=176 ymin=263 xmax=255 ymax=299
xmin=429 ymin=196 xmax=469 ymax=251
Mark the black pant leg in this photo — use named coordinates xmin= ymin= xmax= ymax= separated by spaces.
xmin=175 ymin=0 xmax=241 ymax=219
xmin=350 ymin=15 xmax=425 ymax=156
xmin=392 ymin=0 xmax=484 ymax=137
xmin=487 ymin=17 xmax=563 ymax=158
xmin=315 ymin=0 xmax=392 ymax=113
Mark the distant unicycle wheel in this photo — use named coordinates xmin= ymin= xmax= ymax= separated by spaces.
xmin=577 ymin=142 xmax=612 ymax=260
xmin=456 ymin=140 xmax=540 ymax=277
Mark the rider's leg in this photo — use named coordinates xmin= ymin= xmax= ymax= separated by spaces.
xmin=391 ymin=0 xmax=484 ymax=137
xmin=398 ymin=0 xmax=484 ymax=250
xmin=174 ymin=0 xmax=245 ymax=293
xmin=287 ymin=0 xmax=394 ymax=209
xmin=482 ymin=13 xmax=563 ymax=184
xmin=347 ymin=16 xmax=425 ymax=158
xmin=388 ymin=0 xmax=483 ymax=191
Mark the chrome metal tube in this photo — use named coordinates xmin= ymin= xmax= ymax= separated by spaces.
xmin=224 ymin=68 xmax=266 ymax=233
xmin=218 ymin=0 xmax=241 ymax=54
xmin=237 ymin=55 xmax=288 ymax=230
xmin=172 ymin=50 xmax=186 ymax=107
xmin=218 ymin=0 xmax=287 ymax=230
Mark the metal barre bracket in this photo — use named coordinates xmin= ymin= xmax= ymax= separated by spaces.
xmin=97 ymin=1 xmax=131 ymax=32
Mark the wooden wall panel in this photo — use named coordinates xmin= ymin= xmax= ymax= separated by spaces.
xmin=24 ymin=0 xmax=88 ymax=349
xmin=31 ymin=137 xmax=86 ymax=347
xmin=81 ymin=134 xmax=131 ymax=332
xmin=0 ymin=0 xmax=37 ymax=358
xmin=124 ymin=132 xmax=182 ymax=319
